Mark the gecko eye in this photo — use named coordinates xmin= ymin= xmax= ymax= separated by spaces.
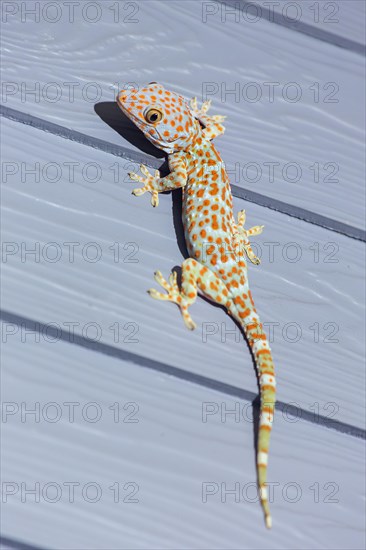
xmin=144 ymin=108 xmax=163 ymax=124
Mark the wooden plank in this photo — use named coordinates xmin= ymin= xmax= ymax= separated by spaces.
xmin=2 ymin=119 xmax=365 ymax=429
xmin=2 ymin=328 xmax=365 ymax=549
xmin=1 ymin=0 xmax=365 ymax=227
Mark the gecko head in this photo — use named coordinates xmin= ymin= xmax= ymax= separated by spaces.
xmin=116 ymin=83 xmax=201 ymax=154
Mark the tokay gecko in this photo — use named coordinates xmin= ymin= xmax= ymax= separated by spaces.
xmin=117 ymin=83 xmax=276 ymax=529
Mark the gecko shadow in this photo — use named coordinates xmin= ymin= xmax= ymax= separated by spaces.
xmin=95 ymin=101 xmax=188 ymax=258
xmin=96 ymin=100 xmax=261 ymax=464
xmin=173 ymin=261 xmax=261 ymax=474
xmin=94 ymin=101 xmax=165 ymax=158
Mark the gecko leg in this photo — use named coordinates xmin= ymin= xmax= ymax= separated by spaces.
xmin=129 ymin=155 xmax=187 ymax=207
xmin=129 ymin=164 xmax=160 ymax=207
xmin=190 ymin=97 xmax=226 ymax=140
xmin=148 ymin=270 xmax=196 ymax=330
xmin=148 ymin=259 xmax=232 ymax=330
xmin=235 ymin=210 xmax=264 ymax=265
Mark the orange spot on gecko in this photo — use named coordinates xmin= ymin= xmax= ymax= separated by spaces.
xmin=238 ymin=308 xmax=251 ymax=319
xmin=257 ymin=349 xmax=271 ymax=356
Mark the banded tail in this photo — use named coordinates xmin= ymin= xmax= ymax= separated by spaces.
xmin=231 ymin=292 xmax=276 ymax=529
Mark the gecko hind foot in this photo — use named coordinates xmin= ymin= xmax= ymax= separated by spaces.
xmin=148 ymin=270 xmax=197 ymax=330
xmin=236 ymin=210 xmax=264 ymax=265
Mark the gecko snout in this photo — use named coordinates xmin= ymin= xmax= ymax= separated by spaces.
xmin=117 ymin=89 xmax=136 ymax=107
xmin=116 ymin=90 xmax=127 ymax=105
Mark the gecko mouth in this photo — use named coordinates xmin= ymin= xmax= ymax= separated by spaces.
xmin=116 ymin=96 xmax=146 ymax=128
xmin=156 ymin=131 xmax=181 ymax=144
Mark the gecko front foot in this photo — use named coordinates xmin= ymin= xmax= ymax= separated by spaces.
xmin=190 ymin=97 xmax=211 ymax=117
xmin=190 ymin=97 xmax=226 ymax=124
xmin=148 ymin=270 xmax=197 ymax=330
xmin=128 ymin=164 xmax=161 ymax=207
xmin=236 ymin=210 xmax=264 ymax=265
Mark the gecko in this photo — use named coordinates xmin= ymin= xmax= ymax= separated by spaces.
xmin=117 ymin=83 xmax=276 ymax=529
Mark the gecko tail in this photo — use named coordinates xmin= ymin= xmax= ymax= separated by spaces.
xmin=253 ymin=327 xmax=276 ymax=528
xmin=254 ymin=335 xmax=276 ymax=529
xmin=252 ymin=325 xmax=276 ymax=529
xmin=233 ymin=299 xmax=276 ymax=529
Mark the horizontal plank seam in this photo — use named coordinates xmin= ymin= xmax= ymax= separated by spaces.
xmin=1 ymin=105 xmax=365 ymax=242
xmin=215 ymin=0 xmax=366 ymax=56
xmin=1 ymin=310 xmax=365 ymax=441
xmin=0 ymin=535 xmax=46 ymax=550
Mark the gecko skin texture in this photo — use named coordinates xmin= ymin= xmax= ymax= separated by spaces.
xmin=117 ymin=83 xmax=276 ymax=529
